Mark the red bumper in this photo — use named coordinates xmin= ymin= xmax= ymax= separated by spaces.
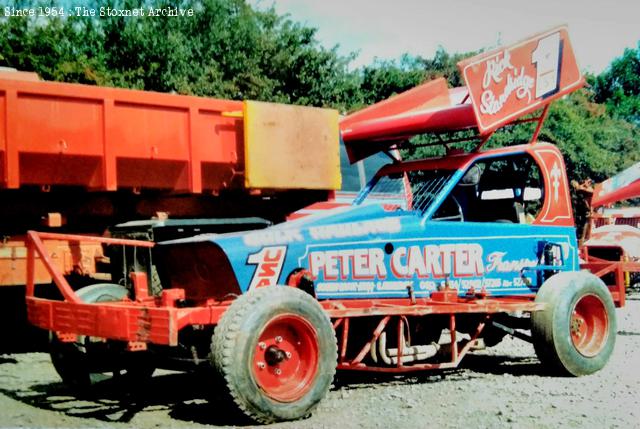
xmin=27 ymin=295 xmax=228 ymax=346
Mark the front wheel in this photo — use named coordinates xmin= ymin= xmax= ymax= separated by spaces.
xmin=531 ymin=272 xmax=616 ymax=376
xmin=211 ymin=286 xmax=337 ymax=424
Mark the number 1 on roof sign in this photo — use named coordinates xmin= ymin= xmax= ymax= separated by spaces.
xmin=532 ymin=32 xmax=562 ymax=99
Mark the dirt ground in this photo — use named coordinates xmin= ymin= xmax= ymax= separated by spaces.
xmin=1 ymin=296 xmax=639 ymax=429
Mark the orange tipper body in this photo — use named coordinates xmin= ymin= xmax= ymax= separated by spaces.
xmin=0 ymin=72 xmax=341 ymax=286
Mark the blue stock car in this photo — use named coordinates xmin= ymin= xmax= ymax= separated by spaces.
xmin=31 ymin=29 xmax=623 ymax=424
xmin=152 ymin=142 xmax=616 ymax=423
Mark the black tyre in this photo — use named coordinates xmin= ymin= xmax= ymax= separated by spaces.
xmin=49 ymin=283 xmax=155 ymax=388
xmin=211 ymin=286 xmax=337 ymax=424
xmin=531 ymin=272 xmax=616 ymax=376
xmin=49 ymin=332 xmax=91 ymax=389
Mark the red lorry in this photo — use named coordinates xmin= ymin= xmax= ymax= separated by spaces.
xmin=0 ymin=68 xmax=395 ymax=349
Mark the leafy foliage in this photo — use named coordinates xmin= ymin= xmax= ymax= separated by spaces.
xmin=356 ymin=55 xmax=426 ymax=108
xmin=0 ymin=0 xmax=359 ymax=109
xmin=543 ymin=90 xmax=640 ymax=226
xmin=592 ymin=43 xmax=640 ymax=125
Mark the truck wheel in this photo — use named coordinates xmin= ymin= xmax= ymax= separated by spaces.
xmin=531 ymin=272 xmax=616 ymax=376
xmin=211 ymin=286 xmax=337 ymax=424
xmin=50 ymin=283 xmax=154 ymax=388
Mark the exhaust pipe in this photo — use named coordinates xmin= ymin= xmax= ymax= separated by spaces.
xmin=375 ymin=332 xmax=440 ymax=365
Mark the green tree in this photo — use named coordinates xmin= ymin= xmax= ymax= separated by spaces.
xmin=0 ymin=1 xmax=108 ymax=85
xmin=592 ymin=43 xmax=640 ymax=124
xmin=0 ymin=0 xmax=360 ymax=109
xmin=354 ymin=48 xmax=478 ymax=110
xmin=542 ymin=89 xmax=640 ymax=226
xmin=419 ymin=47 xmax=479 ymax=88
xmin=357 ymin=55 xmax=426 ymax=107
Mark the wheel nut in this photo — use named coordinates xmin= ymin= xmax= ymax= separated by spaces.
xmin=285 ymin=351 xmax=292 ymax=359
xmin=275 ymin=368 xmax=282 ymax=375
xmin=257 ymin=361 xmax=266 ymax=369
xmin=259 ymin=342 xmax=266 ymax=350
xmin=275 ymin=336 xmax=283 ymax=343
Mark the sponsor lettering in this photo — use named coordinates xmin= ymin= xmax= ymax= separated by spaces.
xmin=317 ymin=280 xmax=412 ymax=293
xmin=486 ymin=251 xmax=537 ymax=272
xmin=309 ymin=243 xmax=484 ymax=281
xmin=243 ymin=228 xmax=303 ymax=247
xmin=309 ymin=248 xmax=387 ymax=280
xmin=390 ymin=244 xmax=484 ymax=279
xmin=309 ymin=244 xmax=539 ymax=294
xmin=242 ymin=217 xmax=401 ymax=247
xmin=309 ymin=218 xmax=401 ymax=240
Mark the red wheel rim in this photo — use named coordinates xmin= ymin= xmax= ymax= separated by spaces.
xmin=570 ymin=294 xmax=609 ymax=357
xmin=252 ymin=314 xmax=319 ymax=402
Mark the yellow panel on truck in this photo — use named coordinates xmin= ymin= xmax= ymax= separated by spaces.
xmin=243 ymin=100 xmax=341 ymax=190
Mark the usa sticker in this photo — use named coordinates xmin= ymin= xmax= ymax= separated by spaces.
xmin=247 ymin=246 xmax=287 ymax=289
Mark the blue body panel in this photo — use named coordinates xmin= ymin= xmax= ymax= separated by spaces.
xmin=168 ymin=204 xmax=579 ymax=299
xmin=161 ymin=144 xmax=580 ymax=300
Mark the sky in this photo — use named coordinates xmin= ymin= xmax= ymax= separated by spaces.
xmin=248 ymin=0 xmax=640 ymax=74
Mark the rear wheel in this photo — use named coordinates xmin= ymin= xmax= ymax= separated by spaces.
xmin=49 ymin=283 xmax=155 ymax=388
xmin=49 ymin=333 xmax=91 ymax=389
xmin=211 ymin=286 xmax=337 ymax=423
xmin=531 ymin=272 xmax=616 ymax=376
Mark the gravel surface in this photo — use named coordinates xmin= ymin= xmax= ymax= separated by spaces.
xmin=1 ymin=296 xmax=639 ymax=429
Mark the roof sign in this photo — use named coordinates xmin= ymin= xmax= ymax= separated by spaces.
xmin=458 ymin=26 xmax=583 ymax=134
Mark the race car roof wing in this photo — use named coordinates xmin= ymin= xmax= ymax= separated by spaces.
xmin=342 ymin=25 xmax=584 ymax=163
xmin=591 ymin=161 xmax=640 ymax=208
